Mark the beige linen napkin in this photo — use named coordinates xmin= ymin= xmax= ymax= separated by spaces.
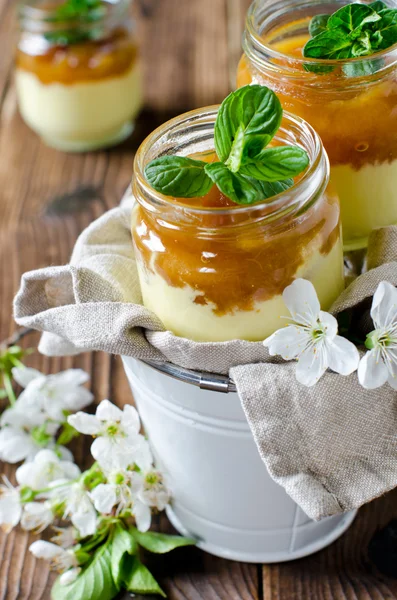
xmin=13 ymin=199 xmax=397 ymax=520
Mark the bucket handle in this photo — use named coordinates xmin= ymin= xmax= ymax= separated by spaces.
xmin=144 ymin=360 xmax=236 ymax=393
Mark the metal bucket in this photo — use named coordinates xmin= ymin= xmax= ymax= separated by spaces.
xmin=122 ymin=356 xmax=356 ymax=563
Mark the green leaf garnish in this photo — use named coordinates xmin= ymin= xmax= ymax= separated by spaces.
xmin=303 ymin=1 xmax=397 ymax=76
xmin=144 ymin=156 xmax=213 ymax=198
xmin=44 ymin=0 xmax=106 ymax=45
xmin=239 ymin=146 xmax=310 ymax=181
xmin=144 ymin=85 xmax=309 ymax=206
xmin=309 ymin=14 xmax=330 ymax=37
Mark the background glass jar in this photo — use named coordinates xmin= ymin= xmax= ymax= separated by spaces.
xmin=237 ymin=0 xmax=397 ymax=250
xmin=132 ymin=107 xmax=344 ymax=343
xmin=16 ymin=0 xmax=142 ymax=152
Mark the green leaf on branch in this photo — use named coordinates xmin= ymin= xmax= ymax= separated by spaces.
xmin=51 ymin=541 xmax=118 ymax=600
xmin=144 ymin=156 xmax=213 ymax=198
xmin=110 ymin=523 xmax=137 ymax=586
xmin=239 ymin=146 xmax=309 ymax=182
xmin=122 ymin=555 xmax=166 ymax=597
xmin=214 ymin=85 xmax=282 ymax=163
xmin=131 ymin=528 xmax=196 ymax=554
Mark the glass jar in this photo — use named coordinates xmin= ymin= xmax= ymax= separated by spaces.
xmin=16 ymin=0 xmax=142 ymax=152
xmin=237 ymin=0 xmax=397 ymax=250
xmin=132 ymin=106 xmax=344 ymax=343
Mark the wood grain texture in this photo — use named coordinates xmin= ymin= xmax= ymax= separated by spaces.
xmin=0 ymin=0 xmax=396 ymax=598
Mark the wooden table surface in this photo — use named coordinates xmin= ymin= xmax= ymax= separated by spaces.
xmin=1 ymin=0 xmax=397 ymax=598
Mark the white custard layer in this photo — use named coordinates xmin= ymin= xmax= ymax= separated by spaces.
xmin=331 ymin=160 xmax=397 ymax=249
xmin=15 ymin=62 xmax=142 ymax=150
xmin=137 ymin=240 xmax=345 ymax=342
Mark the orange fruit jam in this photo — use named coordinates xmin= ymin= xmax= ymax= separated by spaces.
xmin=16 ymin=27 xmax=138 ymax=85
xmin=132 ymin=151 xmax=341 ymax=316
xmin=237 ymin=29 xmax=397 ymax=169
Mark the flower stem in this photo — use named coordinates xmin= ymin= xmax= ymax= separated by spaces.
xmin=3 ymin=373 xmax=16 ymax=405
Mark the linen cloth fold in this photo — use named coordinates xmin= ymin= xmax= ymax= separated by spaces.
xmin=13 ymin=194 xmax=397 ymax=521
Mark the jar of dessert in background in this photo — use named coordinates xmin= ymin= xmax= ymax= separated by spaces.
xmin=16 ymin=0 xmax=142 ymax=152
xmin=132 ymin=106 xmax=344 ymax=343
xmin=237 ymin=0 xmax=397 ymax=250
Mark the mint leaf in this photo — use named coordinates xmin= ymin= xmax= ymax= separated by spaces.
xmin=214 ymin=85 xmax=282 ymax=163
xmin=51 ymin=542 xmax=118 ymax=600
xmin=225 ymin=123 xmax=245 ymax=173
xmin=342 ymin=57 xmax=383 ymax=76
xmin=205 ymin=162 xmax=292 ymax=205
xmin=309 ymin=14 xmax=330 ymax=37
xmin=122 ymin=556 xmax=166 ymax=597
xmin=144 ymin=156 xmax=213 ymax=198
xmin=369 ymin=1 xmax=388 ymax=11
xmin=304 ymin=29 xmax=354 ymax=58
xmin=374 ymin=9 xmax=397 ymax=48
xmin=239 ymin=146 xmax=309 ymax=181
xmin=327 ymin=4 xmax=380 ymax=32
xmin=110 ymin=524 xmax=137 ymax=587
xmin=131 ymin=528 xmax=196 ymax=554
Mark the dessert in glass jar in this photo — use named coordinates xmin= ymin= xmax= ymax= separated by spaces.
xmin=16 ymin=0 xmax=142 ymax=152
xmin=131 ymin=86 xmax=345 ymax=342
xmin=237 ymin=0 xmax=397 ymax=250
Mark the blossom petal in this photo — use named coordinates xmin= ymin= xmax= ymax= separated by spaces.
xmin=60 ymin=567 xmax=81 ymax=586
xmin=29 ymin=540 xmax=64 ymax=560
xmin=263 ymin=325 xmax=308 ymax=359
xmin=90 ymin=437 xmax=112 ymax=465
xmin=71 ymin=506 xmax=97 ymax=538
xmin=295 ymin=344 xmax=328 ymax=387
xmin=21 ymin=502 xmax=53 ymax=532
xmin=133 ymin=499 xmax=151 ymax=532
xmin=131 ymin=436 xmax=153 ymax=472
xmin=90 ymin=484 xmax=117 ymax=514
xmin=60 ymin=461 xmax=81 ymax=481
xmin=358 ymin=349 xmax=389 ymax=389
xmin=0 ymin=490 xmax=22 ymax=530
xmin=67 ymin=413 xmax=101 ymax=435
xmin=11 ymin=367 xmax=42 ymax=388
xmin=49 ymin=369 xmax=90 ymax=388
xmin=370 ymin=281 xmax=397 ymax=329
xmin=319 ymin=311 xmax=338 ymax=340
xmin=121 ymin=405 xmax=141 ymax=434
xmin=326 ymin=336 xmax=360 ymax=376
xmin=0 ymin=428 xmax=38 ymax=463
xmin=96 ymin=400 xmax=123 ymax=422
xmin=283 ymin=279 xmax=320 ymax=325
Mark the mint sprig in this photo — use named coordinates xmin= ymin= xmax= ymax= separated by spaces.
xmin=303 ymin=1 xmax=397 ymax=76
xmin=144 ymin=85 xmax=309 ymax=206
xmin=44 ymin=0 xmax=106 ymax=45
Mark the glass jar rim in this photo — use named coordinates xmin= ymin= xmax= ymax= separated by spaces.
xmin=244 ymin=0 xmax=397 ymax=79
xmin=18 ymin=0 xmax=130 ymax=29
xmin=133 ymin=104 xmax=328 ymax=220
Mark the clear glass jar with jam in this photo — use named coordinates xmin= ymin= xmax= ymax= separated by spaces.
xmin=16 ymin=0 xmax=142 ymax=152
xmin=237 ymin=0 xmax=397 ymax=250
xmin=132 ymin=106 xmax=344 ymax=343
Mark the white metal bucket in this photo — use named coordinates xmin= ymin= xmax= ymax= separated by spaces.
xmin=122 ymin=356 xmax=356 ymax=563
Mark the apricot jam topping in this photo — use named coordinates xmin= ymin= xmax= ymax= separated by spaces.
xmin=132 ymin=151 xmax=341 ymax=316
xmin=237 ymin=26 xmax=397 ymax=169
xmin=16 ymin=27 xmax=138 ymax=85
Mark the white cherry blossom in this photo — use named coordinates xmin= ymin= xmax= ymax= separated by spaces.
xmin=68 ymin=400 xmax=149 ymax=470
xmin=90 ymin=469 xmax=143 ymax=516
xmin=12 ymin=368 xmax=93 ymax=423
xmin=21 ymin=502 xmax=54 ymax=532
xmin=51 ymin=526 xmax=77 ymax=548
xmin=358 ymin=281 xmax=397 ymax=389
xmin=0 ymin=476 xmax=22 ymax=532
xmin=16 ymin=449 xmax=80 ymax=491
xmin=139 ymin=470 xmax=171 ymax=512
xmin=29 ymin=540 xmax=80 ymax=573
xmin=0 ymin=426 xmax=43 ymax=464
xmin=51 ymin=482 xmax=97 ymax=538
xmin=264 ymin=279 xmax=360 ymax=387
